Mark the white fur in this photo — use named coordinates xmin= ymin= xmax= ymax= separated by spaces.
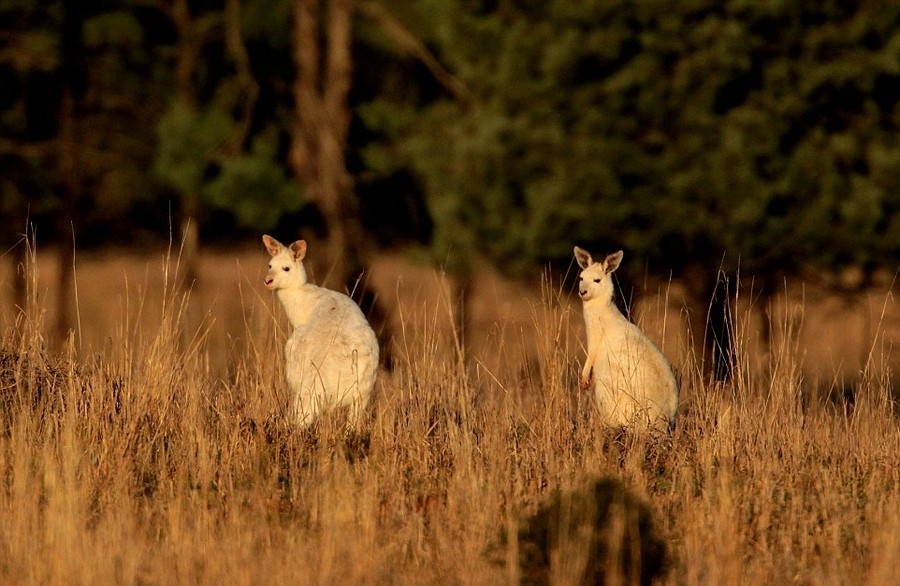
xmin=263 ymin=235 xmax=378 ymax=428
xmin=574 ymin=246 xmax=678 ymax=431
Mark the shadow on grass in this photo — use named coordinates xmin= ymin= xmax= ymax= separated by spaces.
xmin=504 ymin=476 xmax=669 ymax=586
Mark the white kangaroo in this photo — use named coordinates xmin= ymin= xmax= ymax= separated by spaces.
xmin=575 ymin=246 xmax=678 ymax=431
xmin=263 ymin=235 xmax=379 ymax=428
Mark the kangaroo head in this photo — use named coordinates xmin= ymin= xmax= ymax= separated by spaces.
xmin=574 ymin=246 xmax=623 ymax=303
xmin=263 ymin=235 xmax=309 ymax=290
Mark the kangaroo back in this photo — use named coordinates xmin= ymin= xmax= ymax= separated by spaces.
xmin=264 ymin=235 xmax=379 ymax=428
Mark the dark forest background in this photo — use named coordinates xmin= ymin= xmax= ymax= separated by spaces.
xmin=4 ymin=0 xmax=900 ymax=373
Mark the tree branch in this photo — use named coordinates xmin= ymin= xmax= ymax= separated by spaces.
xmin=358 ymin=1 xmax=475 ymax=106
xmin=222 ymin=0 xmax=260 ymax=154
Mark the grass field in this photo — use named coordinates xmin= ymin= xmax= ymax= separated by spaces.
xmin=1 ymin=243 xmax=899 ymax=585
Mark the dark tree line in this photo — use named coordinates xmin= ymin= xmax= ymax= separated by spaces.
xmin=360 ymin=0 xmax=900 ymax=374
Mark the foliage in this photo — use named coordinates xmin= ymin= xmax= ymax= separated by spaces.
xmin=361 ymin=0 xmax=900 ymax=283
xmin=0 ymin=0 xmax=173 ymax=243
xmin=152 ymin=99 xmax=297 ymax=231
xmin=204 ymin=135 xmax=299 ymax=230
xmin=149 ymin=0 xmax=300 ymax=235
xmin=0 ymin=0 xmax=65 ymax=241
xmin=153 ymin=101 xmax=234 ymax=196
xmin=1 ymin=0 xmax=299 ymax=243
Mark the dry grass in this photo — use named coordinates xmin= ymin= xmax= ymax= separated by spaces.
xmin=1 ymin=243 xmax=899 ymax=585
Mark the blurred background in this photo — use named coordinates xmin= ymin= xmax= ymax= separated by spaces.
xmin=3 ymin=0 xmax=900 ymax=387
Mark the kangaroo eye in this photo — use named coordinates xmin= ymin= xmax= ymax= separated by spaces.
xmin=593 ymin=278 xmax=601 ymax=283
xmin=282 ymin=266 xmax=290 ymax=272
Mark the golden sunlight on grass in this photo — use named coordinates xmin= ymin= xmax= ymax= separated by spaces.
xmin=1 ymin=244 xmax=899 ymax=584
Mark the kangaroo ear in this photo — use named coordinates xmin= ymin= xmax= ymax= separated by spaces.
xmin=262 ymin=235 xmax=283 ymax=257
xmin=290 ymin=240 xmax=307 ymax=261
xmin=604 ymin=250 xmax=624 ymax=274
xmin=574 ymin=246 xmax=593 ymax=270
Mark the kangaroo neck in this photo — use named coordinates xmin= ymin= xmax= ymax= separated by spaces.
xmin=582 ymin=297 xmax=624 ymax=325
xmin=277 ymin=285 xmax=319 ymax=328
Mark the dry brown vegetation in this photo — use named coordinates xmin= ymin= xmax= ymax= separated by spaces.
xmin=1 ymin=244 xmax=899 ymax=585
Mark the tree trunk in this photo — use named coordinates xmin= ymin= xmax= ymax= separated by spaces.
xmin=173 ymin=0 xmax=201 ymax=292
xmin=12 ymin=241 xmax=27 ymax=315
xmin=54 ymin=0 xmax=84 ymax=347
xmin=289 ymin=0 xmax=394 ymax=368
xmin=320 ymin=0 xmax=365 ymax=292
xmin=11 ymin=204 xmax=29 ymax=316
xmin=179 ymin=193 xmax=200 ymax=290
xmin=708 ymin=273 xmax=736 ymax=381
xmin=683 ymin=265 xmax=736 ymax=382
xmin=223 ymin=0 xmax=259 ymax=152
xmin=450 ymin=270 xmax=473 ymax=370
xmin=290 ymin=0 xmax=361 ymax=291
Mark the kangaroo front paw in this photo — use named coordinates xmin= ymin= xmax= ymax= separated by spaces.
xmin=579 ymin=375 xmax=592 ymax=390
